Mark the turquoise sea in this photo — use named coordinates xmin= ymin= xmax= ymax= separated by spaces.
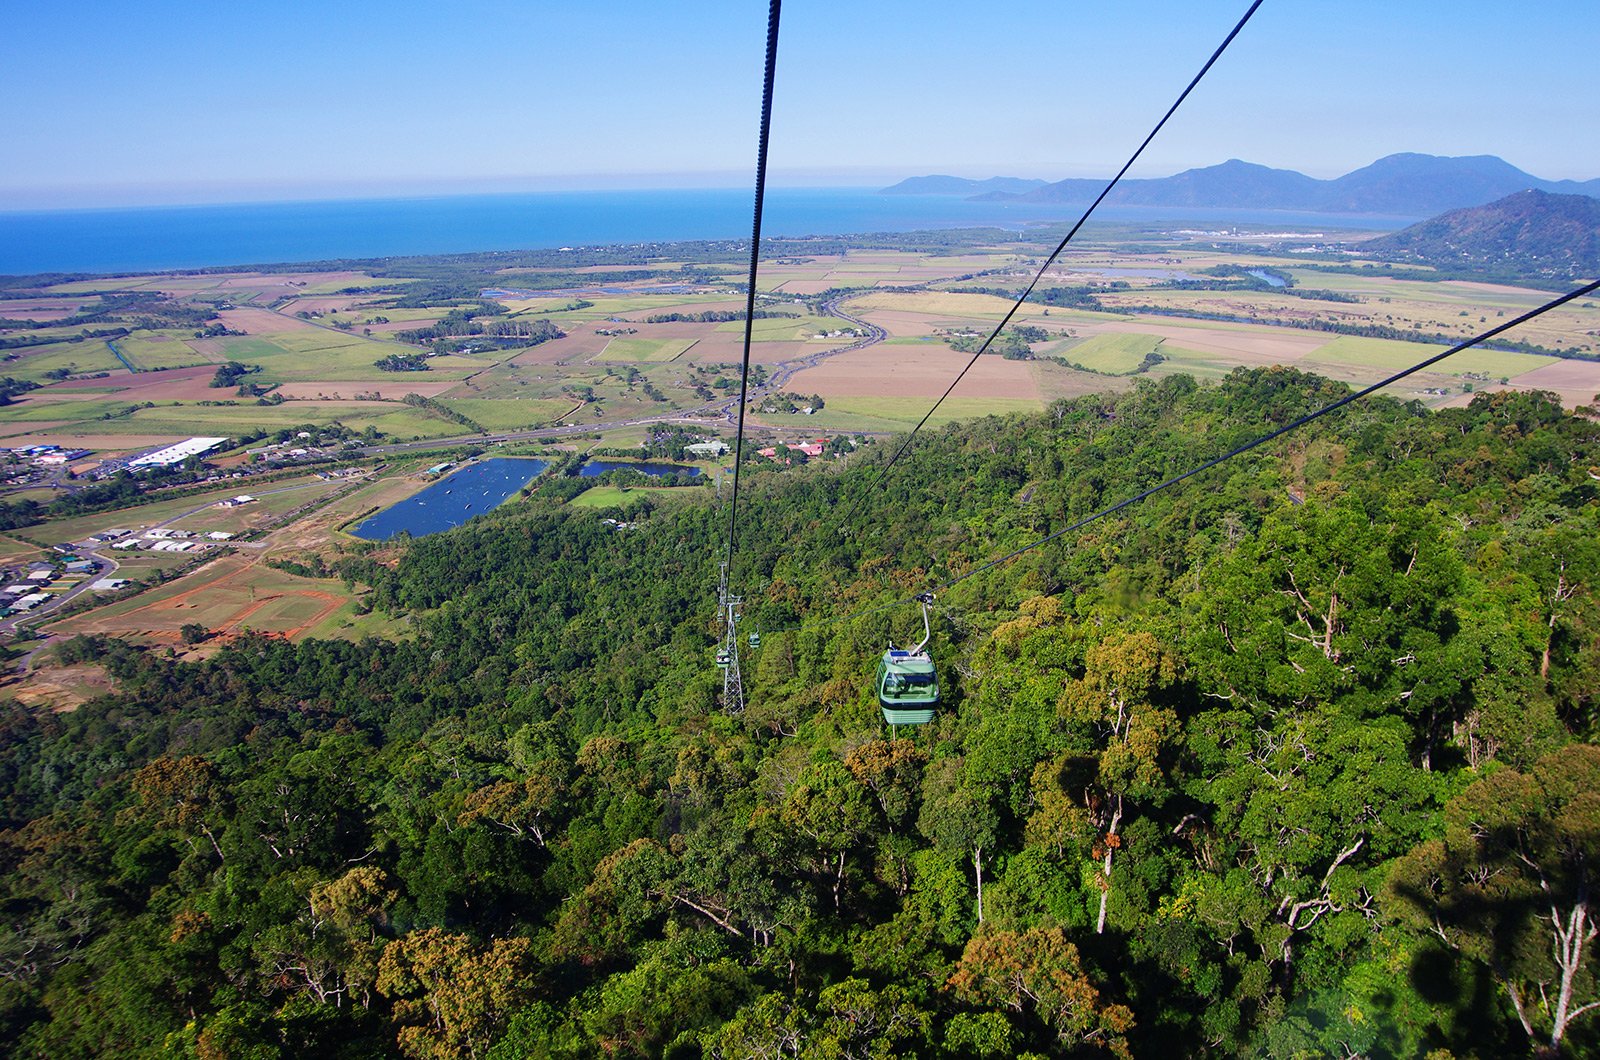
xmin=0 ymin=187 xmax=1417 ymax=276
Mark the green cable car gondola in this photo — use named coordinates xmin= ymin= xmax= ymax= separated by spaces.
xmin=877 ymin=593 xmax=938 ymax=726
xmin=749 ymin=632 xmax=761 ymax=649
xmin=715 ymin=649 xmax=731 ymax=669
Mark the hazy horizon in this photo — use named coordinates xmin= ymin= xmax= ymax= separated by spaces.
xmin=4 ymin=1 xmax=1597 ymax=211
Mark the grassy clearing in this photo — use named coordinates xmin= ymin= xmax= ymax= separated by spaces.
xmin=570 ymin=486 xmax=646 ymax=508
xmin=592 ymin=338 xmax=697 ymax=363
xmin=0 ymin=534 xmax=48 ymax=567
xmin=1050 ymin=333 xmax=1164 ymax=374
xmin=302 ymin=598 xmax=416 ymax=642
xmin=438 ymin=397 xmax=574 ymax=430
xmin=1144 ymin=347 xmax=1237 ymax=380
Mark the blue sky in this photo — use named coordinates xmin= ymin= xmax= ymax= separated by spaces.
xmin=2 ymin=0 xmax=1595 ymax=208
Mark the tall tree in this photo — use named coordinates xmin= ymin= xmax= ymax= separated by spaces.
xmin=1388 ymin=743 xmax=1600 ymax=1053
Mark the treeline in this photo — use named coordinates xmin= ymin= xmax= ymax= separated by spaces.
xmin=643 ymin=310 xmax=799 ymax=323
xmin=1 ymin=370 xmax=1599 ymax=1057
xmin=0 ymin=377 xmax=41 ymax=405
xmin=401 ymin=393 xmax=485 ymax=433
xmin=397 ymin=311 xmax=562 ymax=347
xmin=0 ymin=326 xmax=130 ymax=351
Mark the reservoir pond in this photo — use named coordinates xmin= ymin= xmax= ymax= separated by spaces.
xmin=352 ymin=458 xmax=548 ymax=541
xmin=351 ymin=457 xmax=702 ymax=540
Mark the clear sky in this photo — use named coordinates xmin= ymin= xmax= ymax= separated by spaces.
xmin=2 ymin=0 xmax=1595 ymax=208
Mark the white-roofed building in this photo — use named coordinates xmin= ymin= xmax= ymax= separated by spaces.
xmin=127 ymin=437 xmax=228 ymax=469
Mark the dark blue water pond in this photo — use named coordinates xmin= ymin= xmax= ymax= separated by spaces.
xmin=352 ymin=458 xmax=548 ymax=541
xmin=579 ymin=460 xmax=701 ymax=479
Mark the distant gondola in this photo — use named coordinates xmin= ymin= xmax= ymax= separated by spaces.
xmin=876 ymin=593 xmax=938 ymax=726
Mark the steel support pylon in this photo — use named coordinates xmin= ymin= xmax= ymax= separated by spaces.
xmin=717 ymin=563 xmax=745 ymax=714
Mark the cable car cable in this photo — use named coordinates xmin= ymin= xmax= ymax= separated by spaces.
xmin=840 ymin=0 xmax=1266 ymax=526
xmin=786 ymin=276 xmax=1600 ymax=635
xmin=724 ymin=0 xmax=783 ymax=583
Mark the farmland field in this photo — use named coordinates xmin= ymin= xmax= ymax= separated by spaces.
xmin=438 ymin=397 xmax=576 ymax=430
xmin=592 ymin=338 xmax=697 ymax=363
xmin=1052 ymin=333 xmax=1166 ymax=374
xmin=1301 ymin=335 xmax=1556 ymax=378
xmin=47 ymin=555 xmax=346 ymax=642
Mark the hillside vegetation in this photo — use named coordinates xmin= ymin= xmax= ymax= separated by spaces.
xmin=1363 ymin=189 xmax=1600 ymax=282
xmin=2 ymin=369 xmax=1599 ymax=1058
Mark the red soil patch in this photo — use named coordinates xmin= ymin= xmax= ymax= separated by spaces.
xmin=215 ymin=307 xmax=321 ymax=334
xmin=77 ymin=555 xmax=346 ymax=641
xmin=1494 ymin=360 xmax=1600 ymax=405
xmin=1084 ymin=319 xmax=1330 ymax=362
xmin=43 ymin=364 xmax=221 ymax=401
xmin=791 ymin=345 xmax=1043 ymax=401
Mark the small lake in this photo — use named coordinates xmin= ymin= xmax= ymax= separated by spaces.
xmin=352 ymin=458 xmax=548 ymax=541
xmin=1247 ymin=269 xmax=1289 ymax=287
xmin=579 ymin=460 xmax=701 ymax=479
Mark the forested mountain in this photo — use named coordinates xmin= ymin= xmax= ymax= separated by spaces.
xmin=3 ymin=369 xmax=1600 ymax=1058
xmin=892 ymin=153 xmax=1600 ymax=217
xmin=1362 ymin=189 xmax=1600 ymax=281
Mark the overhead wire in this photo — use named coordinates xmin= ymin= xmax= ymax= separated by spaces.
xmin=786 ymin=277 xmax=1600 ymax=635
xmin=841 ymin=0 xmax=1266 ymax=526
xmin=723 ymin=0 xmax=783 ymax=583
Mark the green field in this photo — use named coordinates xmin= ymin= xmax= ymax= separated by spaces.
xmin=1050 ymin=333 xmax=1165 ymax=374
xmin=569 ymin=484 xmax=699 ymax=509
xmin=2 ymin=396 xmax=136 ymax=423
xmin=1144 ymin=347 xmax=1238 ymax=380
xmin=212 ymin=333 xmax=472 ymax=382
xmin=1304 ymin=336 xmax=1556 ymax=377
xmin=115 ymin=331 xmax=208 ymax=371
xmin=2 ymin=340 xmax=126 ymax=382
xmin=714 ymin=315 xmax=850 ymax=341
xmin=439 ymin=397 xmax=576 ymax=430
xmin=592 ymin=338 xmax=698 ymax=363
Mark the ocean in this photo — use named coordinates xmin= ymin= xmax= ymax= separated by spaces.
xmin=0 ymin=187 xmax=1418 ymax=277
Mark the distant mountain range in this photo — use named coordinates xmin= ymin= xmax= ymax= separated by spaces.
xmin=1362 ymin=189 xmax=1600 ymax=280
xmin=880 ymin=175 xmax=1049 ymax=197
xmin=881 ymin=154 xmax=1600 ymax=218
